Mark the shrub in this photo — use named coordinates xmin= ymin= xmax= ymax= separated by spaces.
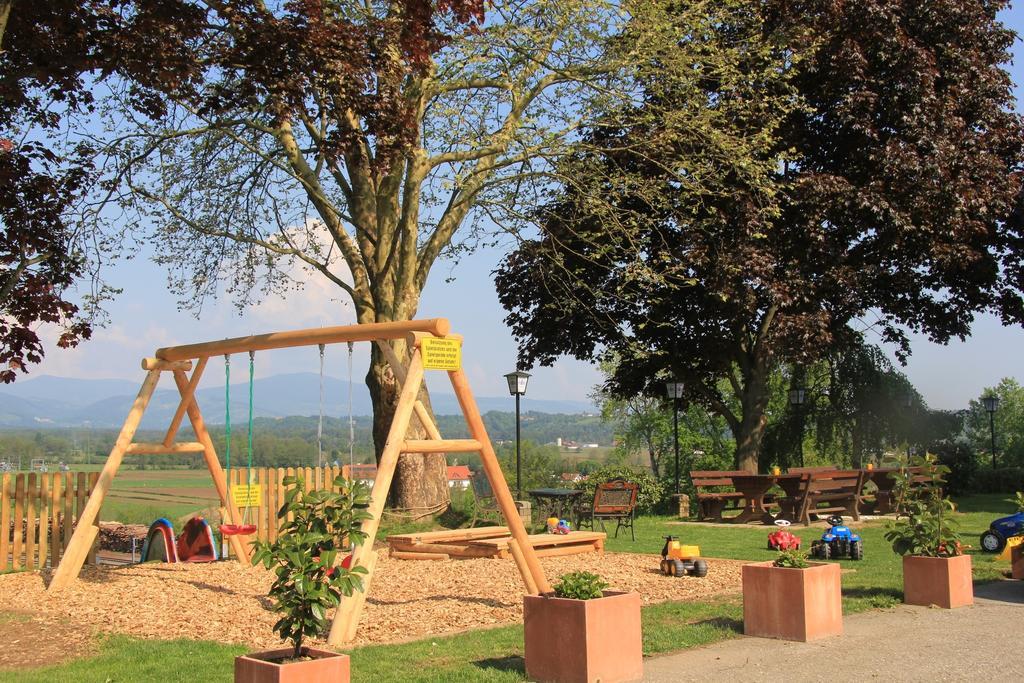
xmin=884 ymin=455 xmax=964 ymax=557
xmin=553 ymin=571 xmax=609 ymax=600
xmin=932 ymin=440 xmax=978 ymax=496
xmin=251 ymin=475 xmax=372 ymax=659
xmin=572 ymin=464 xmax=665 ymax=513
xmin=969 ymin=467 xmax=1024 ymax=494
xmin=773 ymin=548 xmax=809 ymax=569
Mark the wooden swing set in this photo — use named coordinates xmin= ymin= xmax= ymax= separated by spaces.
xmin=46 ymin=318 xmax=551 ymax=644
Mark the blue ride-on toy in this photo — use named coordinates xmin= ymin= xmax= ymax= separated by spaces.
xmin=979 ymin=512 xmax=1024 ymax=553
xmin=810 ymin=515 xmax=863 ymax=560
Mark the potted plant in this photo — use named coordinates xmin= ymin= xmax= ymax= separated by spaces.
xmin=742 ymin=548 xmax=842 ymax=642
xmin=236 ymin=475 xmax=372 ymax=683
xmin=884 ymin=455 xmax=972 ymax=608
xmin=524 ymin=571 xmax=642 ymax=683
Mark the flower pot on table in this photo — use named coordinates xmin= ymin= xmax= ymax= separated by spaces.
xmin=1012 ymin=544 xmax=1024 ymax=580
xmin=234 ymin=647 xmax=349 ymax=683
xmin=524 ymin=590 xmax=642 ymax=683
xmin=902 ymin=554 xmax=973 ymax=608
xmin=742 ymin=561 xmax=842 ymax=642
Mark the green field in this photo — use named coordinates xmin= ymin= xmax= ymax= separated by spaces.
xmin=102 ymin=469 xmax=221 ymax=525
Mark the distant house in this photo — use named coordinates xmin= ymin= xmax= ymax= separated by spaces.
xmin=447 ymin=465 xmax=471 ymax=489
xmin=560 ymin=472 xmax=586 ymax=484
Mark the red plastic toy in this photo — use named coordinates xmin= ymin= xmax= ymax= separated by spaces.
xmin=767 ymin=519 xmax=801 ymax=550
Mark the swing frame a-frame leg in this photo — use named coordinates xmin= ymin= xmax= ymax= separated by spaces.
xmin=48 ymin=358 xmax=252 ymax=592
xmin=326 ymin=336 xmax=551 ymax=645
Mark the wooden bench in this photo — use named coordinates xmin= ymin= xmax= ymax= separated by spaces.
xmin=690 ymin=470 xmax=748 ymax=521
xmin=789 ymin=470 xmax=866 ymax=525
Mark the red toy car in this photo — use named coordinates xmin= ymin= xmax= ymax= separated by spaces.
xmin=767 ymin=519 xmax=801 ymax=550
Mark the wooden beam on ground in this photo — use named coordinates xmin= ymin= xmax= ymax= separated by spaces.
xmin=327 ymin=349 xmax=426 ymax=645
xmin=387 ymin=541 xmax=505 ymax=559
xmin=401 ymin=439 xmax=482 ymax=454
xmin=171 ymin=369 xmax=250 ymax=562
xmin=385 ymin=526 xmax=509 ymax=544
xmin=141 ymin=357 xmax=193 ymax=372
xmin=156 ymin=319 xmax=450 ymax=361
xmin=390 ymin=551 xmax=449 ymax=561
xmin=162 ymin=356 xmax=208 ymax=446
xmin=48 ymin=370 xmax=162 ymax=591
xmin=126 ymin=442 xmax=207 ymax=455
xmin=448 ymin=367 xmax=552 ymax=595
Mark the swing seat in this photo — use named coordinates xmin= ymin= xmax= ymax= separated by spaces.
xmin=220 ymin=524 xmax=257 ymax=536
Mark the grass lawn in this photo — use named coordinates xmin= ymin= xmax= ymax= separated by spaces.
xmin=2 ymin=493 xmax=1017 ymax=682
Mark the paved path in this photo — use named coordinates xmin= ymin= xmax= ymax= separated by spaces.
xmin=643 ymin=581 xmax=1024 ymax=682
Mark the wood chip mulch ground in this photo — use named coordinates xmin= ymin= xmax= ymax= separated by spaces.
xmin=0 ymin=550 xmax=743 ymax=652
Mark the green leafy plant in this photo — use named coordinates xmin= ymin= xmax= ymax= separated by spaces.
xmin=553 ymin=571 xmax=609 ymax=600
xmin=772 ymin=548 xmax=810 ymax=569
xmin=884 ymin=454 xmax=964 ymax=557
xmin=1011 ymin=491 xmax=1024 ymax=513
xmin=251 ymin=475 xmax=372 ymax=659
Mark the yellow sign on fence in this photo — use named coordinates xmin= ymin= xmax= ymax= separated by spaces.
xmin=421 ymin=337 xmax=462 ymax=371
xmin=231 ymin=484 xmax=262 ymax=508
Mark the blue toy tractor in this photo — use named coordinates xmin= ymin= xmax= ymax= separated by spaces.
xmin=979 ymin=512 xmax=1024 ymax=553
xmin=810 ymin=515 xmax=863 ymax=560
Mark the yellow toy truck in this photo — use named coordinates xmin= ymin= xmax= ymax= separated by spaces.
xmin=659 ymin=536 xmax=709 ymax=577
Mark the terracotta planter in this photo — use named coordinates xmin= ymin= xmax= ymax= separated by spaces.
xmin=234 ymin=647 xmax=349 ymax=683
xmin=902 ymin=554 xmax=973 ymax=608
xmin=1013 ymin=544 xmax=1024 ymax=580
xmin=742 ymin=561 xmax=842 ymax=642
xmin=524 ymin=590 xmax=642 ymax=683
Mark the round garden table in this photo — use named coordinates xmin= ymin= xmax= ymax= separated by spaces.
xmin=527 ymin=488 xmax=585 ymax=528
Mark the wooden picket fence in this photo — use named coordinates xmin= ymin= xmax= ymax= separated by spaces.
xmin=225 ymin=465 xmax=351 ymax=549
xmin=1 ymin=471 xmax=100 ymax=571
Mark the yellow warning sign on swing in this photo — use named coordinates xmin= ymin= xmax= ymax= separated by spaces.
xmin=231 ymin=484 xmax=262 ymax=507
xmin=421 ymin=337 xmax=462 ymax=371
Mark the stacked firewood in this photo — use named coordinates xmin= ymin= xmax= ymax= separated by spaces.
xmin=98 ymin=522 xmax=149 ymax=552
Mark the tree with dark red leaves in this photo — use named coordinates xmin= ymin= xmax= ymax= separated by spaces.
xmin=495 ymin=0 xmax=1024 ymax=472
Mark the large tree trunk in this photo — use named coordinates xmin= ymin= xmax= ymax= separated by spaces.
xmin=732 ymin=357 xmax=772 ymax=473
xmin=366 ymin=335 xmax=450 ymax=517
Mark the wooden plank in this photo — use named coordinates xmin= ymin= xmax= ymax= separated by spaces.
xmin=257 ymin=467 xmax=268 ymax=542
xmin=328 ymin=349 xmax=425 ymax=645
xmin=162 ymin=356 xmax=208 ymax=446
xmin=38 ymin=475 xmax=49 ymax=569
xmin=390 ymin=550 xmax=449 ymax=561
xmin=386 ymin=526 xmax=509 ymax=544
xmin=468 ymin=531 xmax=606 ymax=549
xmin=533 ymin=544 xmax=601 ymax=559
xmin=448 ymin=366 xmax=551 ymax=595
xmin=126 ymin=442 xmax=207 ymax=455
xmin=49 ymin=370 xmax=162 ymax=591
xmin=401 ymin=439 xmax=482 ymax=454
xmin=140 ymin=358 xmax=193 ymax=371
xmin=275 ymin=467 xmax=286 ymax=537
xmin=156 ymin=319 xmax=450 ymax=361
xmin=12 ymin=474 xmax=24 ymax=570
xmin=49 ymin=474 xmax=62 ymax=565
xmin=286 ymin=468 xmax=296 ymax=523
xmin=25 ymin=473 xmax=36 ymax=569
xmin=387 ymin=541 xmax=503 ymax=559
xmin=0 ymin=473 xmax=9 ymax=571
xmin=86 ymin=473 xmax=100 ymax=566
xmin=267 ymin=468 xmax=278 ymax=542
xmin=62 ymin=472 xmax=74 ymax=551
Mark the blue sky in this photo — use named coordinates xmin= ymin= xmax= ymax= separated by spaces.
xmin=28 ymin=4 xmax=1024 ymax=412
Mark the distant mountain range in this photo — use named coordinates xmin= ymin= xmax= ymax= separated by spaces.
xmin=0 ymin=373 xmax=596 ymax=429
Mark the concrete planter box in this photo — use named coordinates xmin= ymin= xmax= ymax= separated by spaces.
xmin=902 ymin=554 xmax=973 ymax=608
xmin=524 ymin=590 xmax=642 ymax=683
xmin=742 ymin=561 xmax=842 ymax=642
xmin=1013 ymin=544 xmax=1024 ymax=580
xmin=235 ymin=647 xmax=350 ymax=683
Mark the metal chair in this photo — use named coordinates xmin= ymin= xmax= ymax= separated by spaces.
xmin=579 ymin=478 xmax=639 ymax=540
xmin=468 ymin=470 xmax=502 ymax=527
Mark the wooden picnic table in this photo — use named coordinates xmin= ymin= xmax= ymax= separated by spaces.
xmin=730 ymin=474 xmax=807 ymax=524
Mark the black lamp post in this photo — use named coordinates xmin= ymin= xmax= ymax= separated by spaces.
xmin=982 ymin=394 xmax=1000 ymax=469
xmin=788 ymin=387 xmax=807 ymax=468
xmin=504 ymin=370 xmax=531 ymax=499
xmin=665 ymin=380 xmax=685 ymax=494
